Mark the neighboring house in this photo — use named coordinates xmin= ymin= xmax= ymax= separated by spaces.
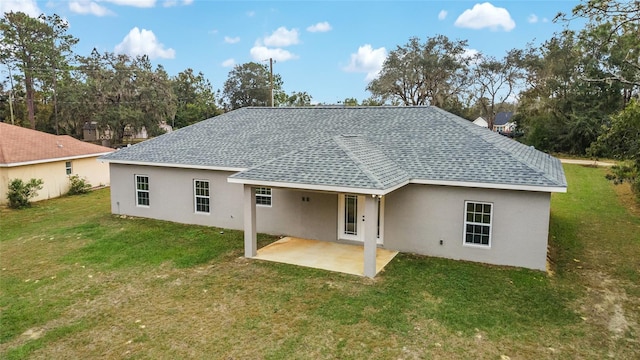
xmin=0 ymin=122 xmax=114 ymax=205
xmin=100 ymin=107 xmax=567 ymax=277
xmin=83 ymin=121 xmax=173 ymax=142
xmin=493 ymin=112 xmax=515 ymax=134
xmin=472 ymin=117 xmax=488 ymax=128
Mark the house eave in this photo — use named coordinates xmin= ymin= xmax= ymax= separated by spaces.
xmin=101 ymin=159 xmax=246 ymax=172
xmin=410 ymin=179 xmax=567 ymax=193
xmin=0 ymin=152 xmax=114 ymax=168
xmin=228 ymin=176 xmax=566 ymax=194
xmin=227 ymin=177 xmax=410 ymax=196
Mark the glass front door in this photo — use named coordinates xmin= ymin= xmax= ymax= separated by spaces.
xmin=338 ymin=194 xmax=364 ymax=241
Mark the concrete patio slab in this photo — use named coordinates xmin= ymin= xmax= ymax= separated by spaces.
xmin=254 ymin=237 xmax=398 ymax=277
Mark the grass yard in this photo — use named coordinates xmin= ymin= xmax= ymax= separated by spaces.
xmin=1 ymin=164 xmax=638 ymax=359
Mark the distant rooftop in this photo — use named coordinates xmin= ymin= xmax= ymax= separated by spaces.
xmin=494 ymin=112 xmax=514 ymax=126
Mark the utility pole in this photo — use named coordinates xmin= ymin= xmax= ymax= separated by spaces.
xmin=269 ymin=58 xmax=274 ymax=107
xmin=53 ymin=66 xmax=59 ymax=134
xmin=7 ymin=66 xmax=15 ymax=125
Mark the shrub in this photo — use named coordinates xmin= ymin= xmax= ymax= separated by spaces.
xmin=67 ymin=175 xmax=92 ymax=195
xmin=6 ymin=178 xmax=44 ymax=209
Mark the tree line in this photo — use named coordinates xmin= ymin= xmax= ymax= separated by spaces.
xmin=1 ymin=1 xmax=639 ymax=194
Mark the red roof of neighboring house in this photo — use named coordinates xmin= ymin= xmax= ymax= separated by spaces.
xmin=0 ymin=122 xmax=114 ymax=166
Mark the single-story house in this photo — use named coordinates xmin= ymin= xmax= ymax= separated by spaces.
xmin=100 ymin=106 xmax=566 ymax=277
xmin=493 ymin=112 xmax=515 ymax=134
xmin=0 ymin=122 xmax=114 ymax=205
xmin=472 ymin=117 xmax=488 ymax=128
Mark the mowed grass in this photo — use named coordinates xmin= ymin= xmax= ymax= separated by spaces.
xmin=1 ymin=164 xmax=638 ymax=359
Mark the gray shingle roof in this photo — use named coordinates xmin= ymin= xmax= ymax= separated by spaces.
xmin=494 ymin=112 xmax=513 ymax=126
xmin=230 ymin=135 xmax=410 ymax=190
xmin=101 ymin=106 xmax=566 ymax=192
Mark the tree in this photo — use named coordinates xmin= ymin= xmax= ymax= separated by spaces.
xmin=341 ymin=97 xmax=358 ymax=106
xmin=515 ymin=30 xmax=623 ymax=154
xmin=0 ymin=12 xmax=78 ymax=129
xmin=367 ymin=35 xmax=472 ymax=107
xmin=54 ymin=69 xmax=92 ymax=137
xmin=171 ymin=68 xmax=221 ymax=128
xmin=360 ymin=97 xmax=384 ymax=106
xmin=222 ymin=62 xmax=283 ymax=110
xmin=560 ymin=0 xmax=640 ymax=101
xmin=76 ymin=50 xmax=176 ymax=144
xmin=469 ymin=50 xmax=523 ymax=129
xmin=589 ymin=99 xmax=640 ymax=196
xmin=282 ymin=91 xmax=312 ymax=107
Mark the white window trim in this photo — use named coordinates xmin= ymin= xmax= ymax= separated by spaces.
xmin=194 ymin=179 xmax=211 ymax=214
xmin=255 ymin=187 xmax=272 ymax=207
xmin=337 ymin=194 xmax=365 ymax=242
xmin=65 ymin=161 xmax=72 ymax=175
xmin=462 ymin=200 xmax=493 ymax=248
xmin=135 ymin=175 xmax=150 ymax=207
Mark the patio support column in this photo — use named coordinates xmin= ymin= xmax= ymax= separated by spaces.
xmin=363 ymin=195 xmax=378 ymax=278
xmin=243 ymin=185 xmax=257 ymax=258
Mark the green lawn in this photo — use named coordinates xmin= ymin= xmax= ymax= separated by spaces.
xmin=1 ymin=164 xmax=638 ymax=359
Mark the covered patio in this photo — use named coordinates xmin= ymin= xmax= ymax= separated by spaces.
xmin=254 ymin=237 xmax=398 ymax=277
xmin=228 ymin=135 xmax=411 ymax=278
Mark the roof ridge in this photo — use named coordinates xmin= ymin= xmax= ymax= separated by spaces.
xmin=478 ymin=131 xmax=565 ymax=186
xmin=333 ymin=135 xmax=409 ymax=189
xmin=440 ymin=111 xmax=565 ymax=187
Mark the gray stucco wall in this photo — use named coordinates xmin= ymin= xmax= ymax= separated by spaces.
xmin=383 ymin=184 xmax=551 ymax=270
xmin=109 ymin=164 xmax=336 ymax=241
xmin=109 ymin=164 xmax=552 ymax=271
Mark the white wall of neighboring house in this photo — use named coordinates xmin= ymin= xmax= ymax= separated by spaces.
xmin=1 ymin=156 xmax=110 ymax=205
xmin=473 ymin=117 xmax=488 ymax=128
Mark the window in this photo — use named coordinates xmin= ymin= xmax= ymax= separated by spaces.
xmin=135 ymin=175 xmax=149 ymax=207
xmin=344 ymin=194 xmax=358 ymax=235
xmin=65 ymin=161 xmax=72 ymax=175
xmin=194 ymin=180 xmax=210 ymax=213
xmin=255 ymin=187 xmax=272 ymax=207
xmin=464 ymin=201 xmax=492 ymax=247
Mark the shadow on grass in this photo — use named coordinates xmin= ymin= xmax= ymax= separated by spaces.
xmin=61 ymin=217 xmax=247 ymax=269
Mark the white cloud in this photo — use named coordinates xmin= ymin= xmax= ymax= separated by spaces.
xmin=307 ymin=21 xmax=332 ymax=33
xmin=250 ymin=45 xmax=298 ymax=62
xmin=454 ymin=2 xmax=515 ymax=32
xmin=224 ymin=36 xmax=240 ymax=44
xmin=438 ymin=10 xmax=447 ymax=20
xmin=461 ymin=48 xmax=480 ymax=60
xmin=343 ymin=44 xmax=387 ymax=81
xmin=0 ymin=0 xmax=41 ymax=17
xmin=263 ymin=27 xmax=299 ymax=47
xmin=163 ymin=0 xmax=193 ymax=7
xmin=115 ymin=27 xmax=175 ymax=59
xmin=460 ymin=48 xmax=482 ymax=65
xmin=103 ymin=0 xmax=156 ymax=8
xmin=69 ymin=1 xmax=113 ymax=16
xmin=249 ymin=27 xmax=300 ymax=63
xmin=528 ymin=14 xmax=538 ymax=24
xmin=222 ymin=58 xmax=235 ymax=67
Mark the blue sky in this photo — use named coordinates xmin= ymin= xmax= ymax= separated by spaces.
xmin=2 ymin=0 xmax=582 ymax=104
